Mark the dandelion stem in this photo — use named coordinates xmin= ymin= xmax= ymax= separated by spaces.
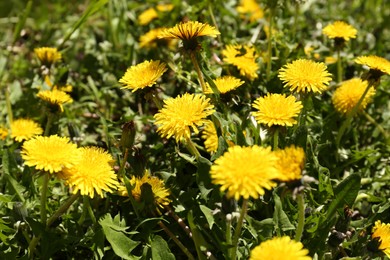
xmin=83 ymin=195 xmax=97 ymax=225
xmin=44 ymin=112 xmax=55 ymax=136
xmin=336 ymin=80 xmax=376 ymax=146
xmin=266 ymin=8 xmax=275 ymax=82
xmin=118 ymin=147 xmax=129 ymax=179
xmin=47 ymin=192 xmax=80 ymax=228
xmin=362 ymin=110 xmax=389 ymax=139
xmin=208 ymin=3 xmax=222 ymax=45
xmin=40 ymin=173 xmax=49 ymax=225
xmin=273 ymin=127 xmax=279 ymax=150
xmin=5 ymin=86 xmax=13 ymax=124
xmin=226 ymin=214 xmax=232 ymax=252
xmin=158 ymin=221 xmax=195 ymax=260
xmin=292 ymin=2 xmax=299 ymax=38
xmin=189 ymin=51 xmax=207 ymax=93
xmin=337 ymin=49 xmax=342 ymax=83
xmin=151 ymin=91 xmax=163 ymax=110
xmin=294 ymin=192 xmax=305 ymax=241
xmin=230 ymin=199 xmax=248 ymax=260
xmin=185 ymin=137 xmax=201 ymax=160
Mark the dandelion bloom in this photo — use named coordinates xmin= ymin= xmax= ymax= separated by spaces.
xmin=156 ymin=4 xmax=174 ymax=12
xmin=204 ymin=76 xmax=245 ymax=94
xmin=139 ymin=28 xmax=168 ymax=48
xmin=119 ymin=170 xmax=171 ymax=209
xmin=355 ymin=55 xmax=390 ymax=77
xmin=236 ymin=0 xmax=264 ymax=22
xmin=10 ymin=118 xmax=43 ymax=142
xmin=21 ymin=135 xmax=79 ymax=173
xmin=252 ymin=93 xmax=303 ymax=127
xmin=62 ymin=147 xmax=119 ymax=198
xmin=274 ymin=146 xmax=305 ymax=182
xmin=332 ymin=78 xmax=375 ymax=115
xmin=278 ymin=59 xmax=332 ymax=93
xmin=250 ymin=236 xmax=311 ymax=260
xmin=37 ymin=89 xmax=73 ymax=112
xmin=0 ymin=126 xmax=8 ymax=140
xmin=322 ymin=21 xmax=357 ymax=41
xmin=119 ymin=60 xmax=167 ymax=92
xmin=154 ymin=93 xmax=215 ymax=142
xmin=34 ymin=47 xmax=62 ymax=66
xmin=210 ymin=145 xmax=280 ymax=200
xmin=371 ymin=220 xmax=390 ymax=257
xmin=201 ymin=121 xmax=219 ymax=153
xmin=223 ymin=44 xmax=259 ymax=80
xmin=138 ymin=7 xmax=158 ymax=25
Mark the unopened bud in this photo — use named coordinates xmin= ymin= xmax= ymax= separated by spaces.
xmin=121 ymin=121 xmax=136 ymax=150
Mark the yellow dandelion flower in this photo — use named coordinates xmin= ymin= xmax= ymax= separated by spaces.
xmin=322 ymin=21 xmax=357 ymax=41
xmin=252 ymin=93 xmax=303 ymax=127
xmin=325 ymin=56 xmax=338 ymax=64
xmin=372 ymin=220 xmax=390 ymax=257
xmin=119 ymin=170 xmax=171 ymax=209
xmin=138 ymin=7 xmax=158 ymax=25
xmin=201 ymin=121 xmax=218 ymax=153
xmin=10 ymin=118 xmax=43 ymax=142
xmin=0 ymin=126 xmax=8 ymax=140
xmin=210 ymin=145 xmax=280 ymax=200
xmin=34 ymin=47 xmax=62 ymax=66
xmin=236 ymin=0 xmax=264 ymax=22
xmin=332 ymin=78 xmax=375 ymax=115
xmin=119 ymin=60 xmax=167 ymax=92
xmin=154 ymin=93 xmax=215 ymax=142
xmin=279 ymin=59 xmax=332 ymax=93
xmin=204 ymin=76 xmax=245 ymax=94
xmin=250 ymin=236 xmax=311 ymax=260
xmin=223 ymin=44 xmax=259 ymax=80
xmin=355 ymin=55 xmax=390 ymax=76
xmin=156 ymin=4 xmax=174 ymax=12
xmin=21 ymin=135 xmax=79 ymax=173
xmin=139 ymin=28 xmax=164 ymax=48
xmin=62 ymin=147 xmax=119 ymax=198
xmin=37 ymin=89 xmax=73 ymax=112
xmin=274 ymin=146 xmax=305 ymax=182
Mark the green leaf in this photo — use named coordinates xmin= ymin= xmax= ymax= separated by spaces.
xmin=188 ymin=210 xmax=210 ymax=260
xmin=99 ymin=213 xmax=140 ymax=260
xmin=273 ymin=191 xmax=295 ymax=232
xmin=150 ymin=235 xmax=175 ymax=260
xmin=199 ymin=205 xmax=215 ymax=229
xmin=2 ymin=149 xmax=25 ymax=202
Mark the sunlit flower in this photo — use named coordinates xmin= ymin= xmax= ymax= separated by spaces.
xmin=210 ymin=145 xmax=280 ymax=200
xmin=236 ymin=0 xmax=264 ymax=22
xmin=37 ymin=89 xmax=73 ymax=112
xmin=252 ymin=93 xmax=303 ymax=127
xmin=140 ymin=28 xmax=168 ymax=48
xmin=325 ymin=56 xmax=337 ymax=64
xmin=223 ymin=44 xmax=259 ymax=80
xmin=322 ymin=21 xmax=357 ymax=41
xmin=274 ymin=146 xmax=305 ymax=182
xmin=371 ymin=220 xmax=390 ymax=257
xmin=119 ymin=170 xmax=171 ymax=209
xmin=138 ymin=7 xmax=158 ymax=25
xmin=43 ymin=75 xmax=73 ymax=92
xmin=154 ymin=93 xmax=215 ymax=142
xmin=201 ymin=121 xmax=218 ymax=153
xmin=355 ymin=55 xmax=390 ymax=81
xmin=61 ymin=147 xmax=119 ymax=198
xmin=250 ymin=236 xmax=311 ymax=260
xmin=156 ymin=4 xmax=174 ymax=12
xmin=10 ymin=118 xmax=43 ymax=142
xmin=0 ymin=126 xmax=8 ymax=140
xmin=119 ymin=60 xmax=167 ymax=92
xmin=21 ymin=135 xmax=79 ymax=173
xmin=332 ymin=78 xmax=375 ymax=115
xmin=34 ymin=47 xmax=62 ymax=66
xmin=204 ymin=76 xmax=245 ymax=94
xmin=278 ymin=59 xmax=332 ymax=93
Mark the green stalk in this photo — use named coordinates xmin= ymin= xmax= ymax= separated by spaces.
xmin=83 ymin=195 xmax=97 ymax=225
xmin=118 ymin=147 xmax=129 ymax=179
xmin=40 ymin=173 xmax=49 ymax=225
xmin=185 ymin=137 xmax=201 ymax=160
xmin=189 ymin=51 xmax=207 ymax=93
xmin=230 ymin=199 xmax=248 ymax=260
xmin=5 ymin=86 xmax=13 ymax=124
xmin=362 ymin=110 xmax=389 ymax=139
xmin=208 ymin=3 xmax=222 ymax=45
xmin=292 ymin=2 xmax=299 ymax=38
xmin=273 ymin=127 xmax=279 ymax=150
xmin=294 ymin=193 xmax=305 ymax=241
xmin=151 ymin=91 xmax=163 ymax=110
xmin=226 ymin=214 xmax=232 ymax=253
xmin=44 ymin=112 xmax=55 ymax=136
xmin=337 ymin=49 xmax=342 ymax=83
xmin=46 ymin=192 xmax=80 ymax=227
xmin=266 ymin=8 xmax=275 ymax=81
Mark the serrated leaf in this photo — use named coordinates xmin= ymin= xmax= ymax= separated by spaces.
xmin=273 ymin=191 xmax=295 ymax=232
xmin=199 ymin=205 xmax=215 ymax=229
xmin=150 ymin=235 xmax=175 ymax=260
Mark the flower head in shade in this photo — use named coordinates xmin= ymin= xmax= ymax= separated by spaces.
xmin=322 ymin=21 xmax=357 ymax=42
xmin=210 ymin=145 xmax=280 ymax=200
xmin=201 ymin=121 xmax=218 ymax=153
xmin=37 ymin=89 xmax=73 ymax=112
xmin=371 ymin=220 xmax=390 ymax=257
xmin=21 ymin=135 xmax=79 ymax=173
xmin=119 ymin=170 xmax=171 ymax=210
xmin=236 ymin=0 xmax=264 ymax=22
xmin=158 ymin=21 xmax=220 ymax=50
xmin=252 ymin=93 xmax=303 ymax=127
xmin=61 ymin=147 xmax=119 ymax=198
xmin=223 ymin=44 xmax=259 ymax=80
xmin=274 ymin=146 xmax=305 ymax=182
xmin=332 ymin=78 xmax=375 ymax=115
xmin=119 ymin=60 xmax=167 ymax=92
xmin=250 ymin=236 xmax=311 ymax=260
xmin=34 ymin=47 xmax=62 ymax=66
xmin=10 ymin=118 xmax=43 ymax=142
xmin=278 ymin=59 xmax=332 ymax=93
xmin=355 ymin=55 xmax=390 ymax=82
xmin=0 ymin=126 xmax=8 ymax=140
xmin=204 ymin=76 xmax=245 ymax=94
xmin=154 ymin=93 xmax=215 ymax=142
xmin=138 ymin=7 xmax=158 ymax=25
